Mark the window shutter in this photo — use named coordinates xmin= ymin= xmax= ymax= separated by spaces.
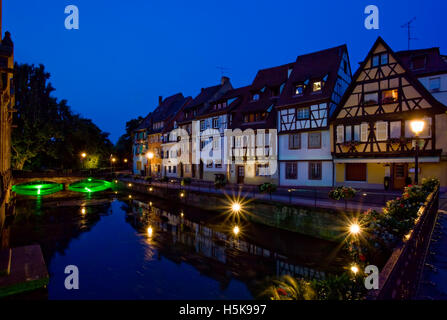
xmin=336 ymin=125 xmax=344 ymax=143
xmin=376 ymin=122 xmax=388 ymax=141
xmin=360 ymin=123 xmax=369 ymax=142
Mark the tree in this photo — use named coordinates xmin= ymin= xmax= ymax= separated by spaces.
xmin=115 ymin=116 xmax=144 ymax=161
xmin=12 ymin=63 xmax=113 ymax=170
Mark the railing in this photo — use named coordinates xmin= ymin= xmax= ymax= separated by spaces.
xmin=12 ymin=168 xmax=118 ymax=178
xmin=368 ymin=186 xmax=440 ymax=300
xmin=121 ymin=175 xmax=399 ymax=210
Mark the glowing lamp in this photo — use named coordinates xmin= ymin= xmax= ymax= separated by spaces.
xmin=410 ymin=120 xmax=425 ymax=136
xmin=233 ymin=226 xmax=240 ymax=235
xmin=349 ymin=223 xmax=361 ymax=235
xmin=231 ymin=202 xmax=241 ymax=213
xmin=146 ymin=152 xmax=154 ymax=159
xmin=81 ymin=152 xmax=87 ymax=158
xmin=351 ymin=265 xmax=359 ymax=274
xmin=147 ymin=226 xmax=153 ymax=237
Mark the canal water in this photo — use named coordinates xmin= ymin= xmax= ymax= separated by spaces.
xmin=5 ymin=190 xmax=348 ymax=299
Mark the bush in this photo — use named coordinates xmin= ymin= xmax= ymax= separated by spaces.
xmin=144 ymin=176 xmax=152 ymax=183
xmin=160 ymin=176 xmax=169 ymax=183
xmin=181 ymin=177 xmax=192 ymax=186
xmin=214 ymin=175 xmax=227 ymax=189
xmin=422 ymin=177 xmax=440 ymax=194
xmin=259 ymin=182 xmax=277 ymax=194
xmin=328 ymin=186 xmax=356 ymax=200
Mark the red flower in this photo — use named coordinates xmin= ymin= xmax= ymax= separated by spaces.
xmin=359 ymin=254 xmax=366 ymax=262
xmin=277 ymin=288 xmax=287 ymax=296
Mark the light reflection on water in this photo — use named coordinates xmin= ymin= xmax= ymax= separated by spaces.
xmin=7 ymin=192 xmax=347 ymax=299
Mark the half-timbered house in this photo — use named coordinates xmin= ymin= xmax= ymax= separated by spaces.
xmin=332 ymin=37 xmax=447 ymax=190
xmin=276 ymin=45 xmax=351 ymax=187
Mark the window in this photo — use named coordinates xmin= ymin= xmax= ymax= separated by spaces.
xmin=360 ymin=123 xmax=369 ymax=142
xmin=405 ymin=117 xmax=432 ymax=138
xmin=256 ymin=163 xmax=269 ymax=176
xmin=346 ymin=163 xmax=367 ymax=181
xmin=354 ymin=125 xmax=360 ymax=141
xmin=206 ymin=161 xmax=213 ymax=168
xmin=295 ymin=84 xmax=305 ymax=95
xmin=212 ymin=117 xmax=219 ymax=128
xmin=429 ymin=77 xmax=441 ymax=92
xmin=382 ymin=89 xmax=398 ymax=104
xmin=213 ymin=138 xmax=220 ymax=150
xmin=411 ymin=56 xmax=426 ymax=70
xmin=309 ymin=162 xmax=322 ymax=180
xmin=372 ymin=53 xmax=388 ymax=67
xmin=345 ymin=126 xmax=352 ymax=142
xmin=336 ymin=125 xmax=344 ymax=143
xmin=200 ymin=120 xmax=205 ymax=131
xmin=296 ymin=107 xmax=310 ymax=120
xmin=376 ymin=121 xmax=388 ymax=141
xmin=168 ymin=166 xmax=171 ymax=173
xmin=288 ymin=134 xmax=301 ymax=149
xmin=364 ymin=92 xmax=378 ymax=105
xmin=173 ymin=166 xmax=176 ymax=173
xmin=136 ymin=161 xmax=142 ymax=171
xmin=215 ymin=161 xmax=222 ymax=168
xmin=308 ymin=132 xmax=321 ymax=149
xmin=285 ymin=162 xmax=297 ymax=179
xmin=312 ymin=81 xmax=322 ymax=92
xmin=390 ymin=121 xmax=401 ymax=139
xmin=252 ymin=93 xmax=260 ymax=101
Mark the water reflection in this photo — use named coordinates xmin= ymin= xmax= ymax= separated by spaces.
xmin=7 ymin=191 xmax=347 ymax=299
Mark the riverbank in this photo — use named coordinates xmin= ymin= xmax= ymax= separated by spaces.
xmin=119 ymin=177 xmax=371 ymax=242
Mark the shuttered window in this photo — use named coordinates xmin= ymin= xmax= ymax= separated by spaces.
xmin=354 ymin=125 xmax=360 ymax=141
xmin=336 ymin=125 xmax=344 ymax=143
xmin=390 ymin=121 xmax=401 ymax=139
xmin=360 ymin=123 xmax=369 ymax=142
xmin=376 ymin=122 xmax=388 ymax=141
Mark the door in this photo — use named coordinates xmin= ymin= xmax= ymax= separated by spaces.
xmin=345 ymin=163 xmax=367 ymax=181
xmin=392 ymin=163 xmax=408 ymax=190
xmin=180 ymin=162 xmax=184 ymax=178
xmin=192 ymin=163 xmax=196 ymax=178
xmin=237 ymin=166 xmax=245 ymax=184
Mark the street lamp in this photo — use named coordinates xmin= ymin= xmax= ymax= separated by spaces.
xmin=111 ymin=156 xmax=117 ymax=173
xmin=410 ymin=120 xmax=425 ymax=185
xmin=146 ymin=152 xmax=154 ymax=177
xmin=80 ymin=152 xmax=87 ymax=169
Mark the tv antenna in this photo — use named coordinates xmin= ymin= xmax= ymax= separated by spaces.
xmin=401 ymin=17 xmax=417 ymax=50
xmin=216 ymin=66 xmax=231 ymax=77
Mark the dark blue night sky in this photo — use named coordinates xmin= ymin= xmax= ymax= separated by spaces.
xmin=3 ymin=0 xmax=446 ymax=142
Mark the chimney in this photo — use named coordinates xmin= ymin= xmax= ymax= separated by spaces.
xmin=158 ymin=96 xmax=163 ymax=105
xmin=221 ymin=76 xmax=229 ymax=85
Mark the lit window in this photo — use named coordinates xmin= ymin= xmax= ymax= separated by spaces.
xmin=429 ymin=77 xmax=441 ymax=92
xmin=382 ymin=89 xmax=398 ymax=104
xmin=364 ymin=92 xmax=378 ymax=105
xmin=295 ymin=85 xmax=305 ymax=95
xmin=312 ymin=81 xmax=322 ymax=92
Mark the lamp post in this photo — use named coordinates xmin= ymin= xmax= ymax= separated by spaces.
xmin=81 ymin=152 xmax=87 ymax=170
xmin=410 ymin=120 xmax=425 ymax=185
xmin=146 ymin=151 xmax=154 ymax=177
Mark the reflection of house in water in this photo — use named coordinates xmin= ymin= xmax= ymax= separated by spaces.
xmin=126 ymin=199 xmax=333 ymax=286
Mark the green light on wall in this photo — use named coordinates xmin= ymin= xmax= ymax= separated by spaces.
xmin=12 ymin=181 xmax=63 ymax=196
xmin=68 ymin=178 xmax=112 ymax=193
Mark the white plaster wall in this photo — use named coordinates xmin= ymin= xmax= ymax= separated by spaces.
xmin=279 ymin=161 xmax=333 ymax=187
xmin=278 ymin=130 xmax=332 ymax=161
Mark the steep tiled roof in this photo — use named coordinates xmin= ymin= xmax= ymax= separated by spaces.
xmin=277 ymin=45 xmax=347 ymax=107
xmin=135 ymin=93 xmax=186 ymax=132
xmin=395 ymin=47 xmax=447 ymax=77
xmin=197 ymin=85 xmax=251 ymax=119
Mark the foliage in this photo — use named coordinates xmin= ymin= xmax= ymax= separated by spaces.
xmin=12 ymin=63 xmax=113 ymax=170
xmin=264 ymin=273 xmax=366 ymax=300
xmin=181 ymin=177 xmax=192 ymax=186
xmin=115 ymin=116 xmax=144 ymax=162
xmin=161 ymin=176 xmax=169 ymax=183
xmin=346 ymin=178 xmax=440 ymax=265
xmin=214 ymin=175 xmax=227 ymax=189
xmin=328 ymin=186 xmax=356 ymax=201
xmin=144 ymin=176 xmax=152 ymax=183
xmin=258 ymin=182 xmax=277 ymax=194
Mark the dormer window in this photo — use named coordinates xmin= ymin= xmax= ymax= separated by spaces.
xmin=295 ymin=84 xmax=305 ymax=95
xmin=312 ymin=81 xmax=322 ymax=92
xmin=411 ymin=56 xmax=426 ymax=70
xmin=252 ymin=93 xmax=260 ymax=101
